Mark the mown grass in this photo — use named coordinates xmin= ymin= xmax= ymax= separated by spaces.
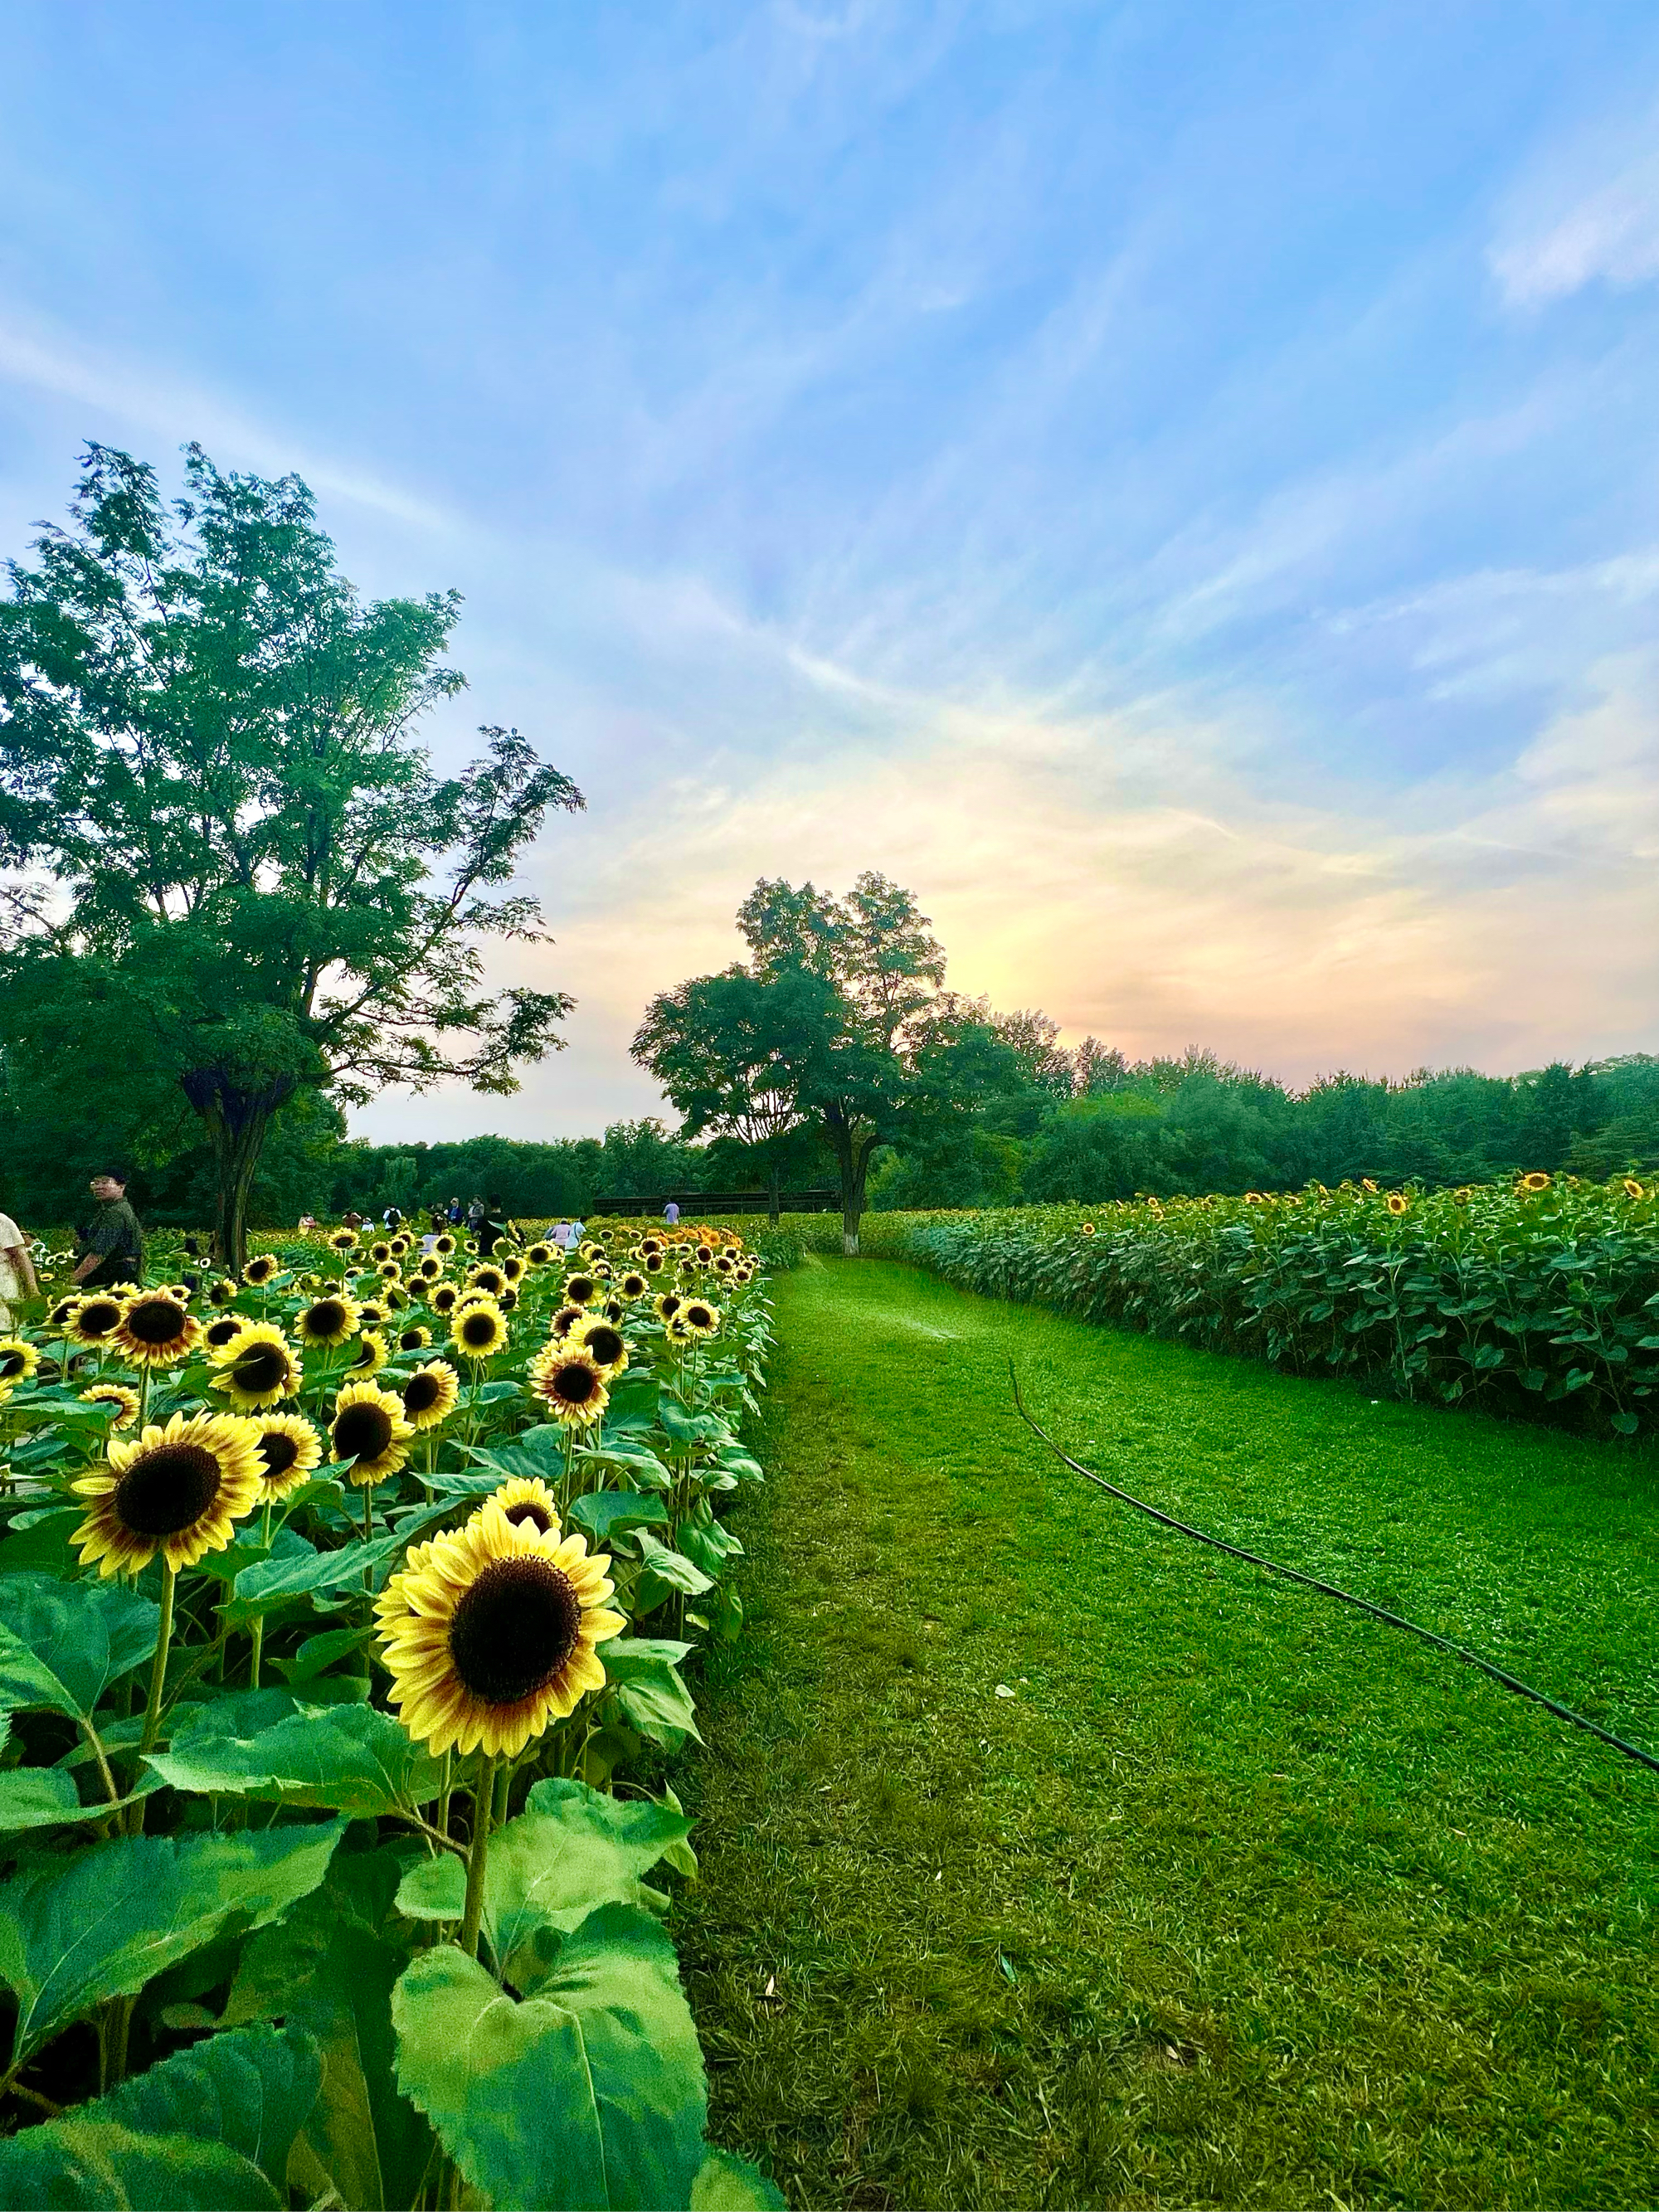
xmin=673 ymin=1256 xmax=1659 ymax=2210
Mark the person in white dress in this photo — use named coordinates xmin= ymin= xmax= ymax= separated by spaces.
xmin=0 ymin=1209 xmax=39 ymax=1331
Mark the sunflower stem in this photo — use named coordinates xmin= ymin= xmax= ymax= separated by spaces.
xmin=249 ymin=1616 xmax=264 ymax=1690
xmin=132 ymin=1560 xmax=176 ymax=1828
xmin=460 ymin=1756 xmax=497 ymax=1960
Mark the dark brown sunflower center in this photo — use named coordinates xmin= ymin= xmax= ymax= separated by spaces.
xmin=448 ymin=1557 xmax=581 ymax=1706
xmin=659 ymin=1294 xmax=682 ymax=1318
xmin=566 ymin=1277 xmax=595 ymax=1304
xmin=258 ymin=1432 xmax=301 ymax=1478
xmin=306 ymin=1300 xmax=348 ymax=1336
xmin=685 ymin=1305 xmax=713 ymax=1330
xmin=127 ymin=1298 xmax=186 ymax=1346
xmin=333 ymin=1401 xmax=394 ymax=1461
xmin=78 ymin=1300 xmax=124 ymax=1335
xmin=582 ymin=1326 xmax=624 ymax=1367
xmin=204 ymin=1318 xmax=242 ymax=1349
xmin=350 ymin=1339 xmax=379 ymax=1366
xmin=460 ymin=1311 xmax=498 ymax=1349
xmin=433 ymin=1289 xmax=457 ymax=1310
xmin=234 ymin=1344 xmax=289 ymax=1391
xmin=507 ymin=1500 xmax=554 ymax=1533
xmin=473 ymin=1270 xmax=504 ymax=1294
xmin=116 ymin=1443 xmax=221 ymax=1536
xmin=400 ymin=1329 xmax=428 ymax=1352
xmin=551 ymin=1362 xmax=600 ymax=1407
xmin=404 ymin=1371 xmax=443 ymax=1414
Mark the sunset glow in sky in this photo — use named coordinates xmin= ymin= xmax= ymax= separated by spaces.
xmin=2 ymin=2 xmax=1655 ymax=1137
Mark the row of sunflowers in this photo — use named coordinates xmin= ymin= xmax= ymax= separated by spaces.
xmin=0 ymin=1220 xmax=782 ymax=2209
xmin=860 ymin=1171 xmax=1659 ymax=1437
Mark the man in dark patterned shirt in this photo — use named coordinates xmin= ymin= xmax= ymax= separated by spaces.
xmin=73 ymin=1171 xmax=146 ymax=1290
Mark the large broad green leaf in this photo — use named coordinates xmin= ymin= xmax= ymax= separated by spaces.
xmin=0 ymin=2122 xmax=279 ymax=2210
xmin=577 ymin=1442 xmax=674 ymax=1490
xmin=569 ymin=1491 xmax=671 ymax=1546
xmin=600 ymin=1373 xmax=659 ymax=1437
xmin=634 ymin=1530 xmax=713 ymax=1596
xmin=0 ymin=1817 xmax=346 ymax=2063
xmin=393 ymin=1905 xmax=706 ymax=2210
xmin=0 ymin=1507 xmax=84 ymax=1578
xmin=0 ymin=2022 xmax=321 ymax=2208
xmin=691 ymin=2148 xmax=788 ymax=2209
xmin=145 ymin=1699 xmax=441 ymax=1815
xmin=0 ymin=1766 xmax=84 ymax=1832
xmin=223 ymin=1850 xmax=432 ymax=2212
xmin=395 ymin=1777 xmax=693 ymax=1982
xmin=602 ymin=1640 xmax=702 ymax=1748
xmin=0 ymin=1573 xmax=160 ymax=1722
xmin=221 ymin=1529 xmax=407 ymax=1626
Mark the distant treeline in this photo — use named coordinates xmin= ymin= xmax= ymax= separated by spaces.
xmin=4 ymin=1038 xmax=1655 ymax=1231
xmin=868 ymin=1046 xmax=1659 ymax=1210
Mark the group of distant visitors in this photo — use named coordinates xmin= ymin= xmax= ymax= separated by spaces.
xmin=0 ymin=1170 xmax=696 ymax=1332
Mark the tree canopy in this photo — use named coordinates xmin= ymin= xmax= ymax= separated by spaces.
xmin=0 ymin=443 xmax=582 ymax=1265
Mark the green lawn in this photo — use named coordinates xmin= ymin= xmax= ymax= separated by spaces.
xmin=674 ymin=1255 xmax=1659 ymax=2210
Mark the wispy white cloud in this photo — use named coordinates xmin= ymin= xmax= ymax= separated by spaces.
xmin=1491 ymin=129 xmax=1659 ymax=305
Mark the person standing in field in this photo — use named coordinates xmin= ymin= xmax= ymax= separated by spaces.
xmin=0 ymin=1203 xmax=40 ymax=1330
xmin=663 ymin=1198 xmax=680 ymax=1225
xmin=72 ymin=1171 xmax=145 ymax=1290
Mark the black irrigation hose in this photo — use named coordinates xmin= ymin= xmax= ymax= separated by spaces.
xmin=1009 ymin=1361 xmax=1659 ymax=1777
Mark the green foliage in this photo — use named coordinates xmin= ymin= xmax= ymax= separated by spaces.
xmin=145 ymin=1700 xmax=444 ymax=1815
xmin=862 ymin=1174 xmax=1659 ymax=1435
xmin=0 ymin=1573 xmax=158 ymax=1721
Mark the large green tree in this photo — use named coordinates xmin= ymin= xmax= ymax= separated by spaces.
xmin=0 ymin=443 xmax=582 ymax=1267
xmin=635 ymin=871 xmax=980 ymax=1252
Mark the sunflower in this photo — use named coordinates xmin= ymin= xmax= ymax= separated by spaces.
xmin=326 ymin=1228 xmax=359 ymax=1255
xmin=377 ymin=1259 xmax=402 ymax=1282
xmin=547 ymin=1303 xmax=586 ymax=1341
xmin=385 ymin=1282 xmax=411 ymax=1310
xmin=616 ymin=1270 xmax=649 ymax=1300
xmin=1385 ymin=1194 xmax=1409 ymax=1217
xmin=498 ymin=1286 xmax=521 ymax=1313
xmin=713 ymin=1254 xmax=735 ymax=1276
xmin=467 ymin=1264 xmax=508 ymax=1299
xmin=113 ymin=1291 xmax=202 ymax=1369
xmin=562 ymin=1273 xmax=598 ymax=1308
xmin=451 ymin=1299 xmax=509 ymax=1362
xmin=641 ymin=1252 xmax=666 ymax=1276
xmin=693 ymin=1243 xmax=713 ymax=1266
xmin=67 ymin=1292 xmax=127 ymax=1349
xmin=574 ymin=1317 xmax=628 ymax=1378
xmin=500 ymin=1255 xmax=526 ymax=1285
xmin=1623 ymin=1178 xmax=1646 ymax=1200
xmin=377 ymin=1500 xmax=624 ymax=1758
xmin=654 ymin=1291 xmax=684 ymax=1323
xmin=490 ymin=1475 xmax=561 ymax=1539
xmin=398 ymin=1323 xmax=434 ymax=1354
xmin=206 ymin=1277 xmax=241 ymax=1309
xmin=389 ymin=1235 xmax=411 ymax=1258
xmin=638 ymin=1237 xmax=664 ymax=1258
xmin=46 ymin=1294 xmax=83 ymax=1331
xmin=1520 ymin=1172 xmax=1552 ymax=1193
xmin=429 ymin=1282 xmax=461 ymax=1317
xmin=434 ymin=1233 xmax=456 ymax=1256
xmin=248 ymin=1412 xmax=324 ymax=1501
xmin=329 ymin=1379 xmax=415 ymax=1486
xmin=78 ymin=1381 xmax=141 ymax=1432
xmin=525 ymin=1242 xmax=554 ymax=1267
xmin=202 ymin=1313 xmax=247 ymax=1354
xmin=416 ymin=1254 xmax=445 ymax=1281
xmin=0 ymin=1339 xmax=40 ymax=1386
xmin=346 ymin=1329 xmax=391 ymax=1379
xmin=401 ymin=1359 xmax=460 ymax=1431
xmin=357 ymin=1298 xmax=389 ymax=1327
xmin=295 ymin=1292 xmax=362 ymax=1348
xmin=664 ymin=1315 xmax=695 ymax=1350
xmin=1080 ymin=1223 xmax=1097 ymax=1237
xmin=209 ymin=1321 xmax=305 ymax=1411
xmin=71 ymin=1410 xmax=263 ymax=1578
xmin=241 ymin=1254 xmax=282 ymax=1287
xmin=527 ymin=1344 xmax=610 ymax=1427
xmin=370 ymin=1240 xmax=393 ymax=1265
xmin=1452 ymin=1187 xmax=1472 ymax=1205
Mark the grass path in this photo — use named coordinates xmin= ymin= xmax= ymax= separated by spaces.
xmin=674 ymin=1257 xmax=1658 ymax=2210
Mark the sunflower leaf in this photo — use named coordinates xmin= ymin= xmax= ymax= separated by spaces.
xmin=222 ymin=1851 xmax=431 ymax=2212
xmin=691 ymin=2148 xmax=788 ymax=2210
xmin=145 ymin=1702 xmax=442 ymax=1815
xmin=0 ymin=2121 xmax=280 ymax=2210
xmin=393 ymin=1904 xmax=707 ymax=2212
xmin=0 ymin=1508 xmax=83 ymax=1578
xmin=222 ymin=1529 xmax=408 ymax=1626
xmin=599 ymin=1641 xmax=702 ymax=1748
xmin=0 ymin=1817 xmax=346 ymax=2064
xmin=0 ymin=1767 xmax=84 ymax=1832
xmin=0 ymin=2021 xmax=320 ymax=2207
xmin=568 ymin=1492 xmax=671 ymax=1545
xmin=632 ymin=1530 xmax=713 ymax=1596
xmin=0 ymin=1573 xmax=160 ymax=1722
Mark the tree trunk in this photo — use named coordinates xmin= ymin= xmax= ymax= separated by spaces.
xmin=768 ymin=1163 xmax=781 ymax=1227
xmin=837 ymin=1140 xmax=869 ymax=1255
xmin=180 ymin=1070 xmax=298 ymax=1275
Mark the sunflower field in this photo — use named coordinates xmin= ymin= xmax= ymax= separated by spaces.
xmin=861 ymin=1172 xmax=1659 ymax=1437
xmin=0 ymin=1223 xmax=781 ymax=2209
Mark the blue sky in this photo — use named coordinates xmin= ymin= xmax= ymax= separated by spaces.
xmin=2 ymin=1 xmax=1655 ymax=1138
